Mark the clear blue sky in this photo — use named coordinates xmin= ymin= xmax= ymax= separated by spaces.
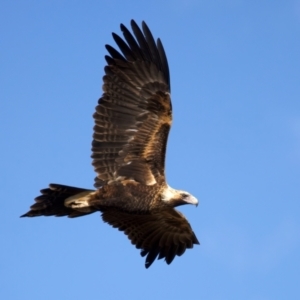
xmin=1 ymin=1 xmax=300 ymax=299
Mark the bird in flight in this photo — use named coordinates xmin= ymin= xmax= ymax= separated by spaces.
xmin=21 ymin=20 xmax=199 ymax=268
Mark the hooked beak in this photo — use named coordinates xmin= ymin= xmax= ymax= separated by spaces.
xmin=185 ymin=195 xmax=198 ymax=207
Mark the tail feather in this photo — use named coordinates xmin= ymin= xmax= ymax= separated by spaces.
xmin=21 ymin=184 xmax=95 ymax=218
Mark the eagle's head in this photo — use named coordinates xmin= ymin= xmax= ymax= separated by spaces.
xmin=161 ymin=185 xmax=198 ymax=207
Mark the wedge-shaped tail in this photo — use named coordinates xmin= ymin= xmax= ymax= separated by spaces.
xmin=21 ymin=184 xmax=95 ymax=218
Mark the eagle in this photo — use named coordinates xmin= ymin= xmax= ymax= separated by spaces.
xmin=21 ymin=20 xmax=199 ymax=268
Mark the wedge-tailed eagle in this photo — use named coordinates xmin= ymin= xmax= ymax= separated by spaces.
xmin=21 ymin=20 xmax=199 ymax=268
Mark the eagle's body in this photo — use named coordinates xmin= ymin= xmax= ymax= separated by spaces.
xmin=22 ymin=20 xmax=199 ymax=268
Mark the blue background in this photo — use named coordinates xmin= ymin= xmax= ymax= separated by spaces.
xmin=1 ymin=1 xmax=300 ymax=299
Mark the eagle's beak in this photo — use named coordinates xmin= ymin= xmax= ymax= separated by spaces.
xmin=185 ymin=195 xmax=198 ymax=207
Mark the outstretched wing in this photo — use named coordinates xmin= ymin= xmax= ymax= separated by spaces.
xmin=92 ymin=20 xmax=171 ymax=188
xmin=101 ymin=207 xmax=199 ymax=268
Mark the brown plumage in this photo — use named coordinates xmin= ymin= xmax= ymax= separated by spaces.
xmin=21 ymin=20 xmax=199 ymax=268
